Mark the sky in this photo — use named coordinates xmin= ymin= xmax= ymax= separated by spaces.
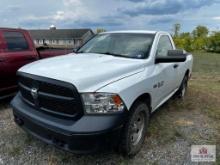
xmin=1 ymin=0 xmax=220 ymax=33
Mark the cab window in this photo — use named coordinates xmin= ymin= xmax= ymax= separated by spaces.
xmin=3 ymin=32 xmax=29 ymax=51
xmin=156 ymin=35 xmax=173 ymax=57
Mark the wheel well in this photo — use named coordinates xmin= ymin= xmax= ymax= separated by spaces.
xmin=131 ymin=93 xmax=152 ymax=113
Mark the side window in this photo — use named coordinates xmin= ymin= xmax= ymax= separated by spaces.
xmin=156 ymin=35 xmax=173 ymax=57
xmin=3 ymin=32 xmax=29 ymax=51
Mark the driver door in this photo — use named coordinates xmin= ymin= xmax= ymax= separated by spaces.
xmin=154 ymin=35 xmax=178 ymax=105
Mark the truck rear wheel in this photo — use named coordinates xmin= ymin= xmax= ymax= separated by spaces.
xmin=176 ymin=75 xmax=188 ymax=99
xmin=119 ymin=101 xmax=149 ymax=157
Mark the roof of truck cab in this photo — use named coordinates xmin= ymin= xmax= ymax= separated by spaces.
xmin=102 ymin=30 xmax=157 ymax=34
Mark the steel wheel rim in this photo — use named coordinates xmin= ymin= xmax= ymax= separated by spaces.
xmin=130 ymin=111 xmax=145 ymax=146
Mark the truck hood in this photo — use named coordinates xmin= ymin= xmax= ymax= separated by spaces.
xmin=19 ymin=53 xmax=145 ymax=92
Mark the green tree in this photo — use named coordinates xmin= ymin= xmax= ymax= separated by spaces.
xmin=180 ymin=32 xmax=193 ymax=51
xmin=173 ymin=23 xmax=181 ymax=37
xmin=192 ymin=25 xmax=209 ymax=38
xmin=207 ymin=32 xmax=220 ymax=52
xmin=191 ymin=26 xmax=209 ymax=50
xmin=174 ymin=32 xmax=193 ymax=51
xmin=171 ymin=24 xmax=220 ymax=53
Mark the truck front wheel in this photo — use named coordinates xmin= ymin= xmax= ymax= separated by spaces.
xmin=119 ymin=101 xmax=149 ymax=157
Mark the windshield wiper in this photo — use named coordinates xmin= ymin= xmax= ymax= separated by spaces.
xmin=97 ymin=52 xmax=127 ymax=58
xmin=77 ymin=51 xmax=130 ymax=58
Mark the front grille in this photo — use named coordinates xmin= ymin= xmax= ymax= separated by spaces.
xmin=18 ymin=73 xmax=84 ymax=118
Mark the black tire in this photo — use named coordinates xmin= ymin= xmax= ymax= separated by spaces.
xmin=119 ymin=101 xmax=149 ymax=157
xmin=176 ymin=75 xmax=188 ymax=99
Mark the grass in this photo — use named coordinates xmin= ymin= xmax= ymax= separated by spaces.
xmin=192 ymin=51 xmax=220 ymax=74
xmin=191 ymin=51 xmax=220 ymax=114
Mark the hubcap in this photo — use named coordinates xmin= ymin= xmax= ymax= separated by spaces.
xmin=130 ymin=112 xmax=145 ymax=146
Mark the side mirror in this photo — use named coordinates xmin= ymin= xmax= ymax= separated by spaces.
xmin=155 ymin=49 xmax=187 ymax=63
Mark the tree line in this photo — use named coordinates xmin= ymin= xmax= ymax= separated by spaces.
xmin=172 ymin=23 xmax=220 ymax=53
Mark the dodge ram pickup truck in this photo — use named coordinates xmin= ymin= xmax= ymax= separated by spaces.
xmin=11 ymin=30 xmax=193 ymax=156
xmin=0 ymin=28 xmax=72 ymax=99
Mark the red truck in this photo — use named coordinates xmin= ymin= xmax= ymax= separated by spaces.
xmin=0 ymin=28 xmax=73 ymax=99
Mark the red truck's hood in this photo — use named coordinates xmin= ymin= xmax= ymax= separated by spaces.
xmin=18 ymin=53 xmax=145 ymax=92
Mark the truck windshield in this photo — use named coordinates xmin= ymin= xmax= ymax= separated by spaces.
xmin=77 ymin=33 xmax=155 ymax=59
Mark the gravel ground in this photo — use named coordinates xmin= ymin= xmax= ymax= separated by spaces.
xmin=0 ymin=75 xmax=219 ymax=165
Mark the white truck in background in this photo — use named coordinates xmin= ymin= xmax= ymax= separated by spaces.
xmin=11 ymin=30 xmax=193 ymax=156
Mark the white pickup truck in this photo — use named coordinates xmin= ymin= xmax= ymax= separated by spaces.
xmin=11 ymin=30 xmax=193 ymax=156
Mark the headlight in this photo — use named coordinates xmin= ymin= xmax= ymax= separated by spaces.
xmin=81 ymin=93 xmax=125 ymax=114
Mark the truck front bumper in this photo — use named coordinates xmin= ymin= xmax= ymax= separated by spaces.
xmin=11 ymin=94 xmax=128 ymax=153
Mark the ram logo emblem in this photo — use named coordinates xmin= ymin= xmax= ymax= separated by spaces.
xmin=31 ymin=88 xmax=38 ymax=100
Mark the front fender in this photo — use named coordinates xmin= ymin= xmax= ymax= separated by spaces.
xmin=96 ymin=70 xmax=154 ymax=110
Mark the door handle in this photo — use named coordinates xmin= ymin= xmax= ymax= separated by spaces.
xmin=173 ymin=64 xmax=179 ymax=68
